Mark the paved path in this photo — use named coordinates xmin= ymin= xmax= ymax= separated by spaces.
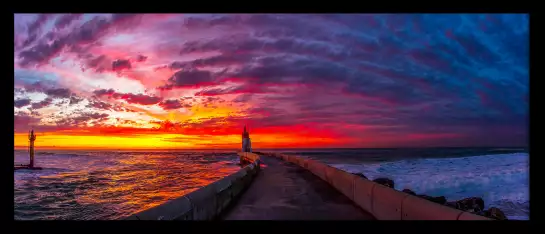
xmin=221 ymin=155 xmax=375 ymax=220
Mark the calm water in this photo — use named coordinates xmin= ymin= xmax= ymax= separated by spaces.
xmin=14 ymin=150 xmax=240 ymax=220
xmin=15 ymin=148 xmax=529 ymax=220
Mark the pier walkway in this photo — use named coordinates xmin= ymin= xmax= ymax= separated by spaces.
xmin=127 ymin=151 xmax=489 ymax=220
xmin=222 ymin=155 xmax=375 ymax=220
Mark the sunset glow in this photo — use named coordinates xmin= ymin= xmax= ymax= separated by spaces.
xmin=14 ymin=14 xmax=528 ymax=149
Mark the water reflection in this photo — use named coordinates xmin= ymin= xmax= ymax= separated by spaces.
xmin=14 ymin=150 xmax=240 ymax=220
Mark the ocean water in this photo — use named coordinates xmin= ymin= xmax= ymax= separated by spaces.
xmin=14 ymin=150 xmax=240 ymax=220
xmin=15 ymin=148 xmax=529 ymax=220
xmin=280 ymin=148 xmax=529 ymax=220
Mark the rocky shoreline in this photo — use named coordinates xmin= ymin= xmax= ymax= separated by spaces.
xmin=352 ymin=173 xmax=508 ymax=220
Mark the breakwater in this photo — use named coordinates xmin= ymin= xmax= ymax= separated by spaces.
xmin=223 ymin=152 xmax=373 ymax=219
xmin=263 ymin=152 xmax=492 ymax=220
xmin=125 ymin=151 xmax=492 ymax=220
xmin=124 ymin=152 xmax=260 ymax=220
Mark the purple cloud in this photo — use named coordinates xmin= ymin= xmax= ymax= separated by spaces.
xmin=14 ymin=99 xmax=31 ymax=108
xmin=158 ymin=99 xmax=183 ymax=110
xmin=158 ymin=69 xmax=217 ymax=90
xmin=112 ymin=59 xmax=131 ymax=71
xmin=45 ymin=88 xmax=71 ymax=99
xmin=30 ymin=98 xmax=53 ymax=109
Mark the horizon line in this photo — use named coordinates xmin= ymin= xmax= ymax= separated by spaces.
xmin=13 ymin=146 xmax=529 ymax=151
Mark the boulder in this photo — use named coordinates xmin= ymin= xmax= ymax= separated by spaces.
xmin=445 ymin=201 xmax=458 ymax=209
xmin=417 ymin=195 xmax=447 ymax=205
xmin=402 ymin=189 xmax=416 ymax=195
xmin=484 ymin=207 xmax=508 ymax=220
xmin=451 ymin=197 xmax=485 ymax=212
xmin=352 ymin=173 xmax=368 ymax=180
xmin=474 ymin=211 xmax=487 ymax=216
xmin=373 ymin=177 xmax=394 ymax=188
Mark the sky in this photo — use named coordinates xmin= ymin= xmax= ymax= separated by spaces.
xmin=13 ymin=14 xmax=529 ymax=149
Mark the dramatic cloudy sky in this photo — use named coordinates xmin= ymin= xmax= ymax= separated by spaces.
xmin=13 ymin=14 xmax=528 ymax=149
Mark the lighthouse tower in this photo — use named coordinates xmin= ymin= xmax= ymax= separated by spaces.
xmin=28 ymin=129 xmax=36 ymax=168
xmin=242 ymin=125 xmax=252 ymax=152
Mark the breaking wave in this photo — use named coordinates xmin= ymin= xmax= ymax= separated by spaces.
xmin=330 ymin=153 xmax=529 ymax=220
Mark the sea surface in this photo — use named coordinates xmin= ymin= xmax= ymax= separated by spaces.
xmin=14 ymin=150 xmax=240 ymax=220
xmin=278 ymin=148 xmax=529 ymax=220
xmin=14 ymin=148 xmax=529 ymax=220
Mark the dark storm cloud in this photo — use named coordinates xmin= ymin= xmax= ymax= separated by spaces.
xmin=195 ymin=84 xmax=273 ymax=96
xmin=54 ymin=14 xmax=82 ymax=29
xmin=182 ymin=14 xmax=327 ymax=40
xmin=178 ymin=14 xmax=527 ymax=134
xmin=184 ymin=14 xmax=529 ymax=145
xmin=16 ymin=14 xmax=142 ymax=67
xmin=22 ymin=82 xmax=46 ymax=93
xmin=69 ymin=96 xmax=84 ymax=105
xmin=45 ymin=88 xmax=71 ymax=99
xmin=158 ymin=69 xmax=217 ymax=90
xmin=18 ymin=82 xmax=80 ymax=101
xmin=13 ymin=14 xmax=528 ymax=146
xmin=14 ymin=99 xmax=32 ymax=108
xmin=169 ymin=53 xmax=254 ymax=70
xmin=83 ymin=55 xmax=112 ymax=73
xmin=86 ymin=100 xmax=113 ymax=110
xmin=112 ymin=59 xmax=132 ymax=71
xmin=28 ymin=14 xmax=53 ymax=33
xmin=117 ymin=94 xmax=162 ymax=105
xmin=56 ymin=112 xmax=110 ymax=126
xmin=158 ymin=99 xmax=183 ymax=110
xmin=22 ymin=14 xmax=54 ymax=48
xmin=93 ymin=88 xmax=116 ymax=96
xmin=30 ymin=98 xmax=53 ymax=109
xmin=93 ymin=89 xmax=162 ymax=105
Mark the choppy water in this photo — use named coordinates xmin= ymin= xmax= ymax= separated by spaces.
xmin=14 ymin=150 xmax=240 ymax=220
xmin=15 ymin=148 xmax=529 ymax=220
xmin=283 ymin=148 xmax=529 ymax=220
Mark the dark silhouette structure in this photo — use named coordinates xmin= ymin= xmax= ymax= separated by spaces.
xmin=14 ymin=129 xmax=42 ymax=170
xmin=29 ymin=130 xmax=36 ymax=168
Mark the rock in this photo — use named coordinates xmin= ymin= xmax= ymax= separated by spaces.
xmin=418 ymin=195 xmax=447 ymax=205
xmin=445 ymin=201 xmax=458 ymax=209
xmin=453 ymin=197 xmax=485 ymax=212
xmin=373 ymin=177 xmax=394 ymax=188
xmin=484 ymin=207 xmax=508 ymax=220
xmin=475 ymin=211 xmax=487 ymax=216
xmin=402 ymin=189 xmax=416 ymax=195
xmin=352 ymin=173 xmax=368 ymax=180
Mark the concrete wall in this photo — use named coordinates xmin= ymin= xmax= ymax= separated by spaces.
xmin=125 ymin=152 xmax=261 ymax=220
xmin=269 ymin=153 xmax=492 ymax=221
xmin=306 ymin=158 xmax=328 ymax=181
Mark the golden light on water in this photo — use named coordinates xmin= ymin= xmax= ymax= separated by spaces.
xmin=15 ymin=150 xmax=241 ymax=219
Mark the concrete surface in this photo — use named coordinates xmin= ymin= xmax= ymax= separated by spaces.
xmin=402 ymin=195 xmax=464 ymax=220
xmin=371 ymin=184 xmax=408 ymax=220
xmin=221 ymin=156 xmax=375 ymax=220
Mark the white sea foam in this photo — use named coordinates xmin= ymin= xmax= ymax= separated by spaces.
xmin=329 ymin=153 xmax=529 ymax=220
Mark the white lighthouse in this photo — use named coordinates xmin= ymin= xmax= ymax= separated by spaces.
xmin=242 ymin=125 xmax=252 ymax=152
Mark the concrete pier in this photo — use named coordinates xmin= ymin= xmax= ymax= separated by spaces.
xmin=222 ymin=155 xmax=375 ymax=220
xmin=249 ymin=152 xmax=491 ymax=220
xmin=127 ymin=151 xmax=490 ymax=220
